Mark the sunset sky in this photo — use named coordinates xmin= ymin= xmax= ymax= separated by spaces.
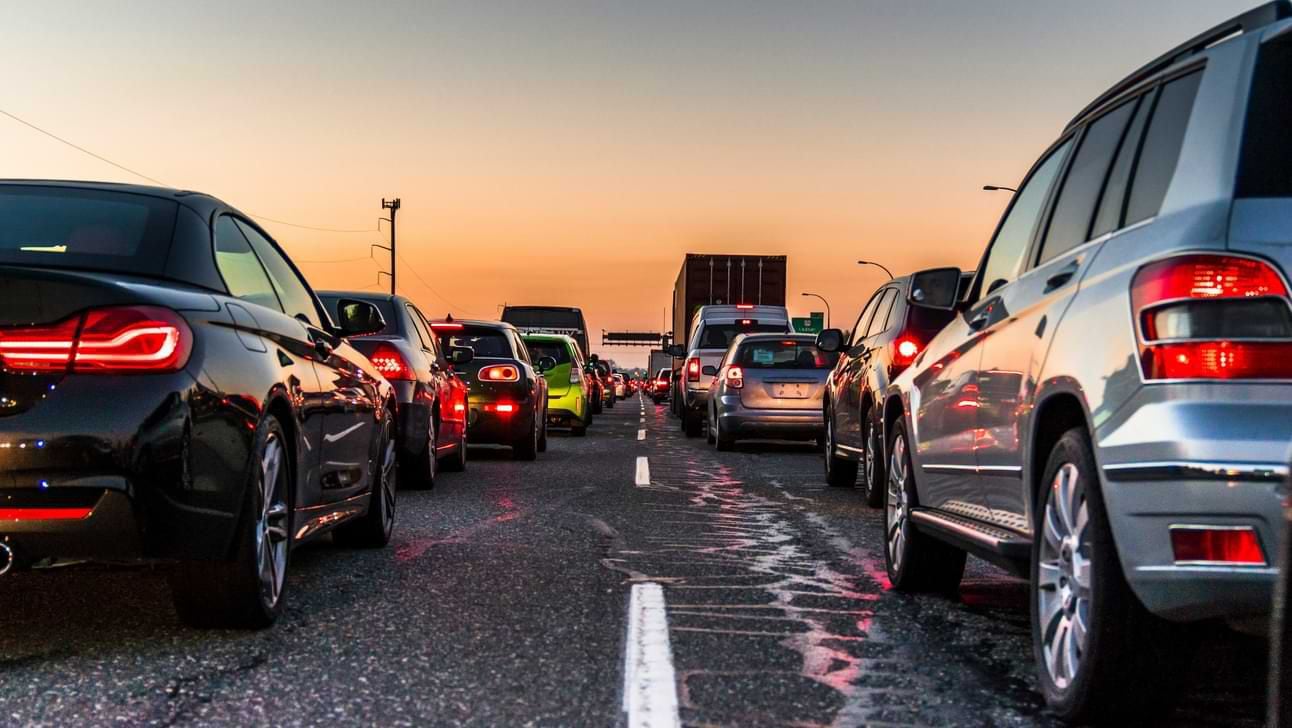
xmin=1 ymin=0 xmax=1255 ymax=366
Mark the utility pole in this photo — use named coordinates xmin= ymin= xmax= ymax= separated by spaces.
xmin=382 ymin=198 xmax=400 ymax=295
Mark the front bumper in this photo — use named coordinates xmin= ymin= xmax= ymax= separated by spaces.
xmin=714 ymin=397 xmax=824 ymax=440
xmin=1096 ymin=383 xmax=1292 ymax=621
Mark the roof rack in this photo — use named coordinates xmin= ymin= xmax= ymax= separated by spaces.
xmin=1067 ymin=0 xmax=1292 ymax=130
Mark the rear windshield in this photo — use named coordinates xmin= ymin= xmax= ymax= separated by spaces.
xmin=524 ymin=339 xmax=572 ymax=365
xmin=1237 ymin=35 xmax=1292 ymax=198
xmin=697 ymin=322 xmax=787 ymax=349
xmin=319 ymin=295 xmax=397 ymax=336
xmin=736 ymin=340 xmax=837 ymax=370
xmin=438 ymin=326 xmax=513 ymax=358
xmin=0 ymin=186 xmax=178 ymax=274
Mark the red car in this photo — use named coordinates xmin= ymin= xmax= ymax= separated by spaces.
xmin=650 ymin=367 xmax=671 ymax=404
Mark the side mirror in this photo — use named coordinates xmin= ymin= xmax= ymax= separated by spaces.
xmin=815 ymin=328 xmax=845 ymax=353
xmin=536 ymin=356 xmax=558 ymax=373
xmin=335 ymin=299 xmax=386 ymax=337
xmin=666 ymin=344 xmax=686 ymax=357
xmin=449 ymin=346 xmax=474 ymax=366
xmin=701 ymin=365 xmax=717 ymax=376
xmin=909 ymin=267 xmax=962 ymax=310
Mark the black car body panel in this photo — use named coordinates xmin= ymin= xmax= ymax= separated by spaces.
xmin=432 ymin=320 xmax=547 ymax=448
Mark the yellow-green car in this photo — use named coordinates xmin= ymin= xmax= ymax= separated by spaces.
xmin=521 ymin=333 xmax=590 ymax=437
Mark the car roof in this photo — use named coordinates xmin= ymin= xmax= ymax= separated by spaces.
xmin=0 ymin=179 xmax=227 ymax=218
xmin=431 ymin=319 xmax=517 ymax=332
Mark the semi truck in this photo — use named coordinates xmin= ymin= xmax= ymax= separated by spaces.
xmin=670 ymin=254 xmax=787 ymax=357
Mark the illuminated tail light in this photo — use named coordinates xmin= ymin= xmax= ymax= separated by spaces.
xmin=369 ymin=343 xmax=414 ymax=381
xmin=726 ymin=365 xmax=744 ymax=389
xmin=569 ymin=367 xmax=582 ymax=384
xmin=480 ymin=364 xmax=520 ymax=382
xmin=686 ymin=357 xmax=701 ymax=382
xmin=1131 ymin=254 xmax=1292 ymax=380
xmin=736 ymin=304 xmax=754 ymax=310
xmin=1170 ymin=526 xmax=1266 ymax=565
xmin=888 ymin=333 xmax=923 ymax=377
xmin=484 ymin=402 xmax=516 ymax=414
xmin=431 ymin=322 xmax=463 ymax=330
xmin=0 ymin=306 xmax=191 ymax=374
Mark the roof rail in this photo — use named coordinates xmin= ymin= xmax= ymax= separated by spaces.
xmin=1066 ymin=0 xmax=1292 ymax=130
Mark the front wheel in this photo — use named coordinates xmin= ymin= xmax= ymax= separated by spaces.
xmin=334 ymin=409 xmax=397 ymax=548
xmin=884 ymin=420 xmax=965 ymax=592
xmin=1031 ymin=428 xmax=1191 ymax=722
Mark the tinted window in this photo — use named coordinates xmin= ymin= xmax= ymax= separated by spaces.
xmin=215 ymin=216 xmax=280 ymax=312
xmin=525 ymin=339 xmax=573 ymax=365
xmin=1092 ymin=96 xmax=1152 ymax=237
xmin=736 ymin=340 xmax=838 ymax=370
xmin=848 ymin=291 xmax=883 ymax=346
xmin=1038 ymin=101 xmax=1136 ymax=264
xmin=235 ymin=220 xmax=321 ymax=327
xmin=405 ymin=305 xmax=438 ymax=356
xmin=318 ymin=295 xmax=396 ymax=336
xmin=867 ymin=289 xmax=899 ymax=338
xmin=1237 ymin=37 xmax=1292 ymax=198
xmin=0 ymin=187 xmax=178 ymax=274
xmin=440 ymin=326 xmax=513 ymax=358
xmin=697 ymin=322 xmax=787 ymax=349
xmin=1126 ymin=71 xmax=1203 ymax=224
xmin=511 ymin=332 xmax=531 ymax=363
xmin=979 ymin=139 xmax=1073 ymax=295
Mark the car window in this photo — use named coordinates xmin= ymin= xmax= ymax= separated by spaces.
xmin=1091 ymin=95 xmax=1153 ymax=237
xmin=406 ymin=305 xmax=439 ymax=357
xmin=867 ymin=288 xmax=899 ymax=338
xmin=234 ymin=219 xmax=321 ymax=328
xmin=1037 ymin=99 xmax=1136 ymax=264
xmin=697 ymin=322 xmax=785 ymax=350
xmin=525 ymin=339 xmax=572 ymax=365
xmin=978 ymin=138 xmax=1073 ymax=297
xmin=1125 ymin=70 xmax=1203 ymax=224
xmin=513 ymin=332 xmax=531 ymax=363
xmin=442 ymin=326 xmax=512 ymax=358
xmin=848 ymin=291 xmax=883 ymax=347
xmin=1238 ymin=36 xmax=1292 ymax=198
xmin=736 ymin=340 xmax=837 ymax=370
xmin=214 ymin=216 xmax=281 ymax=313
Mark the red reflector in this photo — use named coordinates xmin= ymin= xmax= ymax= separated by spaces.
xmin=369 ymin=343 xmax=415 ymax=381
xmin=1143 ymin=341 xmax=1292 ymax=379
xmin=0 ymin=507 xmax=93 ymax=521
xmin=480 ymin=364 xmax=520 ymax=382
xmin=0 ymin=306 xmax=191 ymax=374
xmin=485 ymin=402 xmax=516 ymax=413
xmin=1170 ymin=527 xmax=1265 ymax=565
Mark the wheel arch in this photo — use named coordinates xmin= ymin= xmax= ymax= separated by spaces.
xmin=1027 ymin=384 xmax=1096 ymax=515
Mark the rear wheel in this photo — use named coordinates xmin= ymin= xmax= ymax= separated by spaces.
xmin=407 ymin=415 xmax=438 ymax=490
xmin=714 ymin=411 xmax=734 ymax=451
xmin=824 ymin=410 xmax=858 ymax=488
xmin=884 ymin=420 xmax=965 ymax=593
xmin=1031 ymin=428 xmax=1191 ymax=722
xmin=334 ymin=409 xmax=397 ymax=548
xmin=861 ymin=417 xmax=884 ymax=507
xmin=170 ymin=414 xmax=291 ymax=629
xmin=439 ymin=426 xmax=467 ymax=473
xmin=537 ymin=417 xmax=548 ymax=452
xmin=683 ymin=410 xmax=703 ymax=438
xmin=512 ymin=412 xmax=539 ymax=461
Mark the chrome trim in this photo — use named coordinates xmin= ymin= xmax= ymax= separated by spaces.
xmin=1135 ymin=565 xmax=1277 ymax=576
xmin=836 ymin=443 xmax=865 ymax=455
xmin=0 ymin=541 xmax=12 ymax=576
xmin=1103 ymin=461 xmax=1289 ymax=483
xmin=922 ymin=463 xmax=1023 ymax=477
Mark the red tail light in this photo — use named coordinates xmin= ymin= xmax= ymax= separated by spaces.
xmin=686 ymin=357 xmax=701 ymax=382
xmin=480 ymin=364 xmax=520 ymax=382
xmin=484 ymin=402 xmax=516 ymax=414
xmin=369 ymin=343 xmax=414 ymax=381
xmin=0 ymin=306 xmax=191 ymax=374
xmin=726 ymin=365 xmax=744 ymax=389
xmin=1131 ymin=254 xmax=1292 ymax=380
xmin=431 ymin=322 xmax=463 ymax=330
xmin=1170 ymin=526 xmax=1265 ymax=565
xmin=888 ymin=333 xmax=923 ymax=377
xmin=736 ymin=304 xmax=754 ymax=310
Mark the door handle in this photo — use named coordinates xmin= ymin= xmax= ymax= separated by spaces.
xmin=1044 ymin=262 xmax=1081 ymax=293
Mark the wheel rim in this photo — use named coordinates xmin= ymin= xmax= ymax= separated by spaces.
xmin=380 ymin=423 xmax=397 ymax=536
xmin=1037 ymin=462 xmax=1091 ymax=691
xmin=427 ymin=418 xmax=437 ymax=481
xmin=824 ymin=417 xmax=834 ymax=474
xmin=256 ymin=433 xmax=289 ymax=609
xmin=864 ymin=423 xmax=876 ymax=487
xmin=885 ymin=433 xmax=909 ymax=571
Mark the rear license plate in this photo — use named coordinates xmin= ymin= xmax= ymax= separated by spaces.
xmin=772 ymin=382 xmax=809 ymax=398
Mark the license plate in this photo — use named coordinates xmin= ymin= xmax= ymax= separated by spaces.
xmin=772 ymin=382 xmax=809 ymax=398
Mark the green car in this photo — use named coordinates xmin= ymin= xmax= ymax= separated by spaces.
xmin=522 ymin=333 xmax=590 ymax=437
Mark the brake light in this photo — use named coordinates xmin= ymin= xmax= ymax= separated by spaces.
xmin=1131 ymin=254 xmax=1292 ymax=380
xmin=888 ymin=333 xmax=922 ymax=377
xmin=431 ymin=322 xmax=463 ymax=330
xmin=736 ymin=304 xmax=754 ymax=310
xmin=0 ymin=306 xmax=191 ymax=374
xmin=726 ymin=365 xmax=744 ymax=389
xmin=484 ymin=402 xmax=516 ymax=414
xmin=570 ymin=368 xmax=582 ymax=385
xmin=1170 ymin=526 xmax=1265 ymax=565
xmin=686 ymin=357 xmax=701 ymax=382
xmin=480 ymin=364 xmax=520 ymax=382
xmin=369 ymin=343 xmax=414 ymax=381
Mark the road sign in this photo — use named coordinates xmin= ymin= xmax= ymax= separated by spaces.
xmin=792 ymin=316 xmax=822 ymax=334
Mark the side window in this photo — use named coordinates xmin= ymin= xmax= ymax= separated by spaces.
xmin=979 ymin=138 xmax=1074 ymax=296
xmin=234 ymin=219 xmax=321 ymax=328
xmin=848 ymin=292 xmax=883 ymax=347
xmin=1125 ymin=71 xmax=1203 ymax=224
xmin=1037 ymin=100 xmax=1137 ymax=264
xmin=511 ymin=332 xmax=531 ymax=363
xmin=871 ymin=288 xmax=900 ymax=336
xmin=1092 ymin=95 xmax=1153 ymax=237
xmin=214 ymin=216 xmax=281 ymax=312
xmin=406 ymin=305 xmax=439 ymax=356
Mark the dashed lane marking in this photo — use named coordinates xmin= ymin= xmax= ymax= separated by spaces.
xmin=638 ymin=429 xmax=647 ymax=441
xmin=635 ymin=456 xmax=651 ymax=486
xmin=623 ymin=582 xmax=680 ymax=728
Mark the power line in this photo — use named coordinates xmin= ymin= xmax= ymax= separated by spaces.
xmin=397 ymin=252 xmax=484 ymax=317
xmin=244 ymin=214 xmax=377 ymax=234
xmin=294 ymin=256 xmax=379 ymax=265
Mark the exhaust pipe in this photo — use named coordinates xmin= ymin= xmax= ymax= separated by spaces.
xmin=0 ymin=541 xmax=14 ymax=576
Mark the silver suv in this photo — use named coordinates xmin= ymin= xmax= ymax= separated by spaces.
xmin=878 ymin=3 xmax=1292 ymax=722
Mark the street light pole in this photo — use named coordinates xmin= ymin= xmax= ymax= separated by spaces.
xmin=800 ymin=292 xmax=831 ymax=328
xmin=857 ymin=260 xmax=894 ymax=280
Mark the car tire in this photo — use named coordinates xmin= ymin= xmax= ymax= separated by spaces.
xmin=607 ymin=394 xmax=616 ymax=409
xmin=706 ymin=405 xmax=717 ymax=445
xmin=824 ymin=410 xmax=858 ymax=488
xmin=861 ymin=417 xmax=884 ymax=507
xmin=334 ymin=407 xmax=398 ymax=549
xmin=406 ymin=415 xmax=438 ymax=490
xmin=884 ymin=419 xmax=965 ymax=593
xmin=512 ymin=413 xmax=539 ymax=461
xmin=440 ymin=427 xmax=467 ymax=473
xmin=683 ymin=411 xmax=703 ymax=438
xmin=537 ymin=418 xmax=548 ymax=452
xmin=572 ymin=421 xmax=588 ymax=437
xmin=591 ymin=396 xmax=603 ymax=415
xmin=1031 ymin=427 xmax=1192 ymax=723
xmin=170 ymin=413 xmax=292 ymax=629
xmin=714 ymin=412 xmax=734 ymax=451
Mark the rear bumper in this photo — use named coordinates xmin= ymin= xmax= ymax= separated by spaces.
xmin=2 ymin=490 xmax=146 ymax=567
xmin=546 ymin=389 xmax=586 ymax=427
xmin=683 ymin=387 xmax=709 ymax=413
xmin=467 ymin=404 xmax=536 ymax=445
xmin=715 ymin=400 xmax=823 ymax=440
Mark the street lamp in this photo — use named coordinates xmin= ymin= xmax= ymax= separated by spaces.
xmin=857 ymin=260 xmax=894 ymax=280
xmin=983 ymin=185 xmax=1017 ymax=193
xmin=800 ymin=292 xmax=831 ymax=328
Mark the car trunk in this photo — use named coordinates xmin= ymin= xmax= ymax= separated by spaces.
xmin=739 ymin=368 xmax=829 ymax=410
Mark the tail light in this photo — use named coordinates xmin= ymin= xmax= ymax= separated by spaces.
xmin=569 ymin=368 xmax=582 ymax=385
xmin=0 ymin=306 xmax=191 ymax=374
xmin=1131 ymin=254 xmax=1292 ymax=380
xmin=368 ymin=343 xmax=414 ymax=381
xmin=1170 ymin=526 xmax=1266 ymax=565
xmin=686 ymin=357 xmax=701 ymax=382
xmin=480 ymin=364 xmax=520 ymax=382
xmin=726 ymin=365 xmax=744 ymax=389
xmin=887 ymin=333 xmax=923 ymax=378
xmin=484 ymin=402 xmax=516 ymax=414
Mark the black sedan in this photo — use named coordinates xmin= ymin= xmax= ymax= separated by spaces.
xmin=0 ymin=180 xmax=397 ymax=628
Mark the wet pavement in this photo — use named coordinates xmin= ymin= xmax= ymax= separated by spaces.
xmin=0 ymin=393 xmax=1270 ymax=726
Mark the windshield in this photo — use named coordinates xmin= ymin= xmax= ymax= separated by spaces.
xmin=524 ymin=339 xmax=572 ymax=364
xmin=736 ymin=340 xmax=837 ymax=369
xmin=0 ymin=186 xmax=178 ymax=274
xmin=697 ymin=322 xmax=787 ymax=350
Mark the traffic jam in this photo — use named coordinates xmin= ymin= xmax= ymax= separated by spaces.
xmin=1 ymin=2 xmax=1291 ymax=727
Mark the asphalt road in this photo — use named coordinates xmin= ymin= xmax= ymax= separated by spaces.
xmin=0 ymin=393 xmax=1269 ymax=726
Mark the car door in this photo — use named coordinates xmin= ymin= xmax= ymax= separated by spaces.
xmin=236 ymin=218 xmax=378 ymax=503
xmin=833 ymin=290 xmax=885 ymax=452
xmin=975 ymin=96 xmax=1144 ymax=533
xmin=407 ymin=304 xmax=454 ymax=450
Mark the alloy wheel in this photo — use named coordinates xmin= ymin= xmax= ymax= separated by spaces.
xmin=885 ymin=433 xmax=909 ymax=571
xmin=864 ymin=424 xmax=877 ymax=487
xmin=256 ymin=432 xmax=290 ymax=610
xmin=380 ymin=431 xmax=397 ymax=538
xmin=1037 ymin=462 xmax=1091 ymax=691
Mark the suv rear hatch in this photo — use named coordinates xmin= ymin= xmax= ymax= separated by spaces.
xmin=731 ymin=338 xmax=835 ymax=410
xmin=1230 ymin=30 xmax=1292 ymax=277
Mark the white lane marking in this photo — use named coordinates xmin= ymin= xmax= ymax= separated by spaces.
xmin=623 ymin=582 xmax=680 ymax=728
xmin=322 ymin=421 xmax=364 ymax=443
xmin=635 ymin=456 xmax=651 ymax=486
xmin=640 ymin=416 xmax=646 ymax=423
xmin=638 ymin=429 xmax=647 ymax=441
